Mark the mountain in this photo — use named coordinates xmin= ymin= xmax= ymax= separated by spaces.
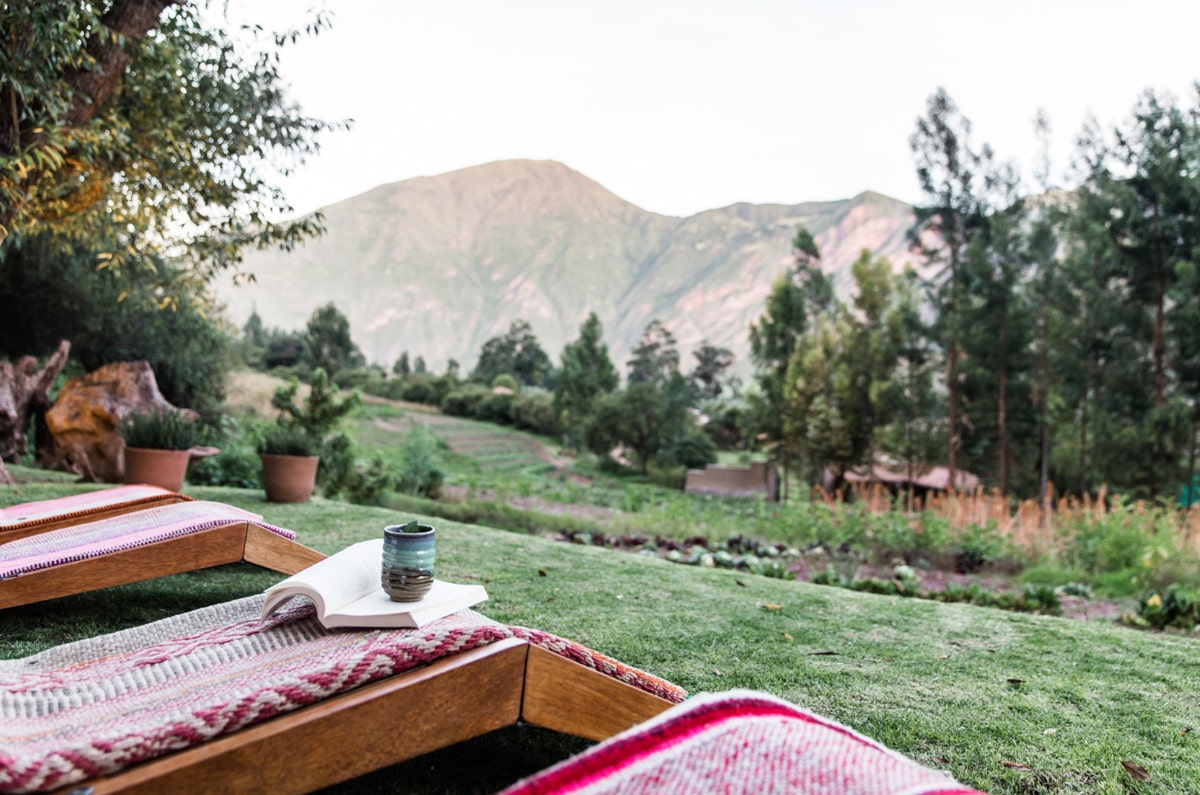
xmin=218 ymin=160 xmax=917 ymax=378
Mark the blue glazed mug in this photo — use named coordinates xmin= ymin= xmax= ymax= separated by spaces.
xmin=381 ymin=522 xmax=436 ymax=602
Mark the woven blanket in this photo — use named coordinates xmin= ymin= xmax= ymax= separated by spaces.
xmin=0 ymin=501 xmax=293 ymax=579
xmin=0 ymin=485 xmax=185 ymax=531
xmin=0 ymin=595 xmax=685 ymax=794
xmin=500 ymin=690 xmax=984 ymax=795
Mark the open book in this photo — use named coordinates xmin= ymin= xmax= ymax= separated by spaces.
xmin=261 ymin=539 xmax=488 ymax=629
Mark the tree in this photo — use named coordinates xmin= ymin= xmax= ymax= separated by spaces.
xmin=393 ymin=352 xmax=411 ymax=377
xmin=1066 ymin=88 xmax=1200 ymax=496
xmin=626 ymin=320 xmax=680 ymax=386
xmin=1 ymin=2 xmax=341 ymax=272
xmin=690 ymin=342 xmax=735 ymax=399
xmin=471 ymin=320 xmax=553 ymax=388
xmin=909 ymin=87 xmax=994 ymax=491
xmin=878 ymin=269 xmax=941 ymax=509
xmin=835 ymin=251 xmax=902 ymax=478
xmin=0 ymin=232 xmax=231 ymax=414
xmin=585 ymin=375 xmax=697 ymax=474
xmin=303 ymin=303 xmax=364 ymax=378
xmin=748 ymin=226 xmax=831 ymax=498
xmin=958 ymin=163 xmax=1035 ymax=496
xmin=413 ymin=356 xmax=427 ymax=375
xmin=554 ymin=312 xmax=619 ymax=448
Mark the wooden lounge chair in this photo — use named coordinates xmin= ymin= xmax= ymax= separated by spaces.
xmin=0 ymin=484 xmax=191 ymax=542
xmin=1 ymin=597 xmax=683 ymax=795
xmin=0 ymin=500 xmax=324 ymax=609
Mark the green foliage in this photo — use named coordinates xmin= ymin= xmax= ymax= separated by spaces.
xmin=395 ymin=425 xmax=445 ymax=499
xmin=270 ymin=368 xmax=360 ymax=440
xmin=510 ymin=389 xmax=560 ymax=437
xmin=471 ymin=320 xmax=553 ymax=388
xmin=0 ymin=234 xmax=232 ymax=415
xmin=474 ymin=391 xmax=515 ymax=425
xmin=119 ymin=409 xmax=197 ymax=451
xmin=441 ymin=385 xmax=494 ymax=418
xmin=0 ymin=2 xmax=343 ymax=272
xmin=303 ymin=303 xmax=365 ymax=378
xmin=689 ymin=342 xmax=735 ymax=399
xmin=187 ymin=416 xmax=261 ymax=489
xmin=554 ymin=312 xmax=619 ymax=449
xmin=256 ymin=424 xmax=320 ymax=457
xmin=491 ymin=373 xmax=520 ymax=392
xmin=663 ymin=427 xmax=717 ymax=470
xmin=1128 ymin=583 xmax=1199 ymax=631
xmin=626 ymin=320 xmax=679 ymax=386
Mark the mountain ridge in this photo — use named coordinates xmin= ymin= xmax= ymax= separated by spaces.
xmin=219 ymin=160 xmax=917 ymax=377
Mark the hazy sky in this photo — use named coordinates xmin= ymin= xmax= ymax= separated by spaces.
xmin=228 ymin=0 xmax=1200 ymax=218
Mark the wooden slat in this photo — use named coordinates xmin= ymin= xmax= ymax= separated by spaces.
xmin=70 ymin=638 xmax=530 ymax=795
xmin=521 ymin=645 xmax=674 ymax=741
xmin=0 ymin=523 xmax=248 ymax=609
xmin=241 ymin=524 xmax=325 ymax=574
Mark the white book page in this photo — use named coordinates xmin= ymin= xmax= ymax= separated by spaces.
xmin=328 ymin=580 xmax=488 ymax=628
xmin=262 ymin=539 xmax=383 ymax=619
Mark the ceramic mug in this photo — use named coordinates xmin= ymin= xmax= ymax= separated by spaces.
xmin=381 ymin=523 xmax=435 ymax=602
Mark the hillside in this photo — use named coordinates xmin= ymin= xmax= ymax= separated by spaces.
xmin=218 ymin=160 xmax=916 ymax=375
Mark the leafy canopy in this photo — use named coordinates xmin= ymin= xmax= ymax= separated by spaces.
xmin=0 ymin=1 xmax=347 ymax=277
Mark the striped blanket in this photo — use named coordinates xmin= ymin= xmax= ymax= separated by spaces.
xmin=0 ymin=595 xmax=685 ymax=794
xmin=0 ymin=485 xmax=185 ymax=531
xmin=0 ymin=501 xmax=294 ymax=579
xmin=500 ymin=690 xmax=984 ymax=795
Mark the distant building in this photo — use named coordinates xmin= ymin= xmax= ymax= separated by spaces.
xmin=824 ymin=459 xmax=980 ymax=503
xmin=686 ymin=461 xmax=779 ymax=501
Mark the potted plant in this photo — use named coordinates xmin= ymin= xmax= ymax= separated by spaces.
xmin=257 ymin=424 xmax=321 ymax=503
xmin=120 ymin=408 xmax=197 ymax=491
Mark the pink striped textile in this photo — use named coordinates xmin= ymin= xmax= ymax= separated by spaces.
xmin=0 ymin=485 xmax=183 ymax=530
xmin=0 ymin=596 xmax=685 ymax=794
xmin=500 ymin=689 xmax=985 ymax=795
xmin=0 ymin=501 xmax=294 ymax=579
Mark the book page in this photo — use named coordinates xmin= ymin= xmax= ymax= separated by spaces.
xmin=327 ymin=580 xmax=488 ymax=629
xmin=262 ymin=539 xmax=383 ymax=619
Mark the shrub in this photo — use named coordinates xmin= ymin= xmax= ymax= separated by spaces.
xmin=1129 ymin=584 xmax=1199 ymax=630
xmin=395 ymin=424 xmax=445 ymax=498
xmin=510 ymin=389 xmax=559 ymax=436
xmin=120 ymin=408 xmax=197 ymax=450
xmin=187 ymin=416 xmax=261 ymax=488
xmin=474 ymin=391 xmax=515 ymax=424
xmin=491 ymin=373 xmax=520 ymax=392
xmin=662 ymin=427 xmax=717 ymax=470
xmin=257 ymin=425 xmax=320 ymax=457
xmin=441 ymin=385 xmax=492 ymax=417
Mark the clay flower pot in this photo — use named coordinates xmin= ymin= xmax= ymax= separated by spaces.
xmin=123 ymin=447 xmax=191 ymax=492
xmin=260 ymin=454 xmax=320 ymax=503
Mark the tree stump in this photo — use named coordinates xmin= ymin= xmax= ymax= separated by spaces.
xmin=0 ymin=340 xmax=71 ymax=481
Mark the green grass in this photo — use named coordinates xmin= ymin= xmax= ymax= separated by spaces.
xmin=3 ymin=472 xmax=1200 ymax=793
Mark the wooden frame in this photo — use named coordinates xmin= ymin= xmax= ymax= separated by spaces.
xmin=0 ymin=522 xmax=325 ymax=610
xmin=0 ymin=491 xmax=191 ymax=542
xmin=54 ymin=638 xmax=675 ymax=795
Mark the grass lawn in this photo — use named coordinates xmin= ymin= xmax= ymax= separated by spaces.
xmin=3 ymin=473 xmax=1198 ymax=794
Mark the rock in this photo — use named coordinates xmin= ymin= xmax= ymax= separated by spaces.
xmin=42 ymin=361 xmax=194 ymax=482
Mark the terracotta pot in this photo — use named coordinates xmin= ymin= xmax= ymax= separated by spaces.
xmin=123 ymin=447 xmax=190 ymax=492
xmin=260 ymin=454 xmax=320 ymax=503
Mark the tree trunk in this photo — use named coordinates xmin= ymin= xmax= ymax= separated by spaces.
xmin=947 ymin=340 xmax=958 ymax=493
xmin=1039 ymin=396 xmax=1050 ymax=510
xmin=1151 ymin=203 xmax=1167 ymax=410
xmin=998 ymin=317 xmax=1008 ymax=496
xmin=0 ymin=0 xmax=179 ymax=240
xmin=0 ymin=340 xmax=71 ymax=465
